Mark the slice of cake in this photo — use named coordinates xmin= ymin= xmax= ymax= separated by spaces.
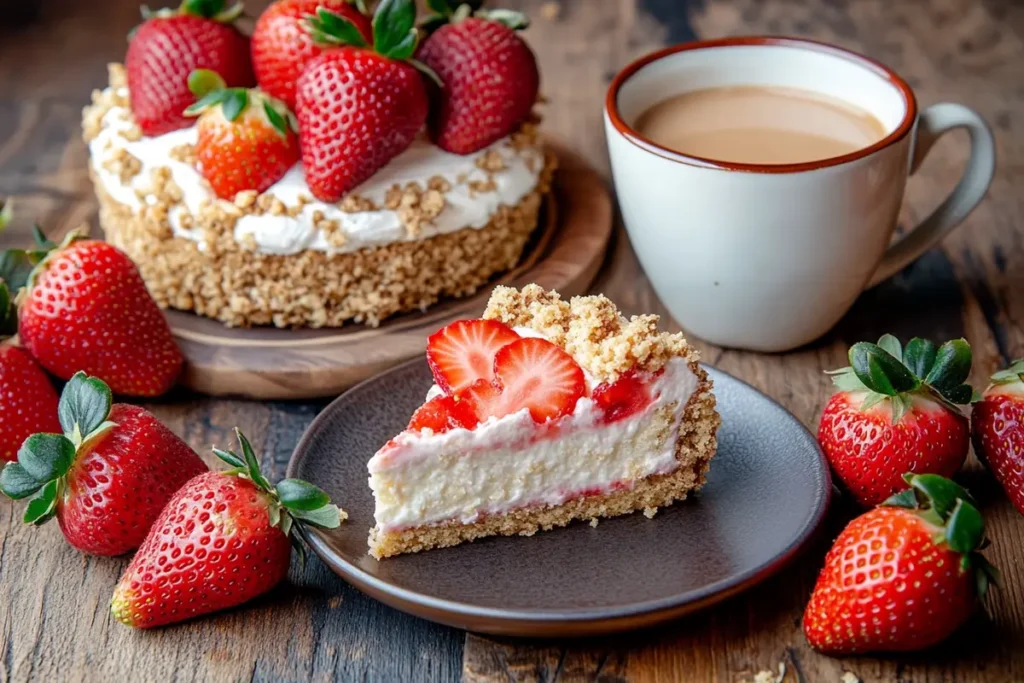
xmin=367 ymin=285 xmax=720 ymax=559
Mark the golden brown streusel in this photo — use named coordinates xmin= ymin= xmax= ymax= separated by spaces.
xmin=475 ymin=149 xmax=507 ymax=172
xmin=93 ymin=153 xmax=557 ymax=328
xmin=483 ymin=284 xmax=697 ymax=383
xmin=101 ymin=148 xmax=142 ymax=183
xmin=427 ymin=175 xmax=451 ymax=193
xmin=338 ymin=194 xmax=378 ymax=213
xmin=169 ymin=143 xmax=196 ymax=165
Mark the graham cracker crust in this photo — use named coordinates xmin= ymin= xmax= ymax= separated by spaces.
xmin=368 ymin=363 xmax=719 ymax=559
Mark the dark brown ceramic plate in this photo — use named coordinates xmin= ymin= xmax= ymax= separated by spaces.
xmin=286 ymin=359 xmax=831 ymax=636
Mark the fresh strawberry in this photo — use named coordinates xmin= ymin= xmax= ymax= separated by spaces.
xmin=0 ymin=346 xmax=60 ymax=462
xmin=16 ymin=234 xmax=183 ymax=397
xmin=460 ymin=337 xmax=585 ymax=423
xmin=817 ymin=334 xmax=974 ymax=507
xmin=111 ymin=429 xmax=344 ymax=628
xmin=0 ymin=202 xmax=61 ymax=462
xmin=184 ymin=69 xmax=299 ymax=199
xmin=426 ymin=319 xmax=520 ymax=394
xmin=251 ymin=0 xmax=372 ymax=111
xmin=126 ymin=0 xmax=254 ymax=137
xmin=804 ymin=473 xmax=998 ymax=654
xmin=295 ymin=0 xmax=430 ymax=201
xmin=408 ymin=394 xmax=478 ymax=433
xmin=593 ymin=370 xmax=655 ymax=423
xmin=0 ymin=373 xmax=207 ymax=555
xmin=971 ymin=359 xmax=1024 ymax=515
xmin=417 ymin=6 xmax=539 ymax=154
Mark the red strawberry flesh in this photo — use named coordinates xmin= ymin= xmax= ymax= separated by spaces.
xmin=251 ymin=0 xmax=372 ymax=111
xmin=418 ymin=17 xmax=540 ymax=155
xmin=0 ymin=345 xmax=60 ymax=462
xmin=408 ymin=394 xmax=479 ymax=434
xmin=18 ymin=240 xmax=184 ymax=397
xmin=59 ymin=403 xmax=208 ymax=556
xmin=426 ymin=319 xmax=520 ymax=394
xmin=128 ymin=14 xmax=254 ymax=137
xmin=972 ymin=382 xmax=1024 ymax=515
xmin=465 ymin=337 xmax=585 ymax=424
xmin=110 ymin=471 xmax=290 ymax=628
xmin=593 ymin=370 xmax=654 ymax=423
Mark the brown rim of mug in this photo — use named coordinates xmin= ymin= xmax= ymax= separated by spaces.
xmin=605 ymin=36 xmax=918 ymax=173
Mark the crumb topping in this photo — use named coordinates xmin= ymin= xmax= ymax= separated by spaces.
xmin=484 ymin=284 xmax=698 ymax=383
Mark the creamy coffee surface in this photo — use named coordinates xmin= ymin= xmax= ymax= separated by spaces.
xmin=634 ymin=85 xmax=888 ymax=164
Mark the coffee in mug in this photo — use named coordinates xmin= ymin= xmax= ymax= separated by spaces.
xmin=633 ymin=85 xmax=888 ymax=165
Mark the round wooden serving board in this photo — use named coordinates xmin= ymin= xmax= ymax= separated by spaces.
xmin=166 ymin=141 xmax=613 ymax=400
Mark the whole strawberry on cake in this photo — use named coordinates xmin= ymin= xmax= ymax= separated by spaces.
xmin=367 ymin=285 xmax=720 ymax=559
xmin=83 ymin=0 xmax=552 ymax=328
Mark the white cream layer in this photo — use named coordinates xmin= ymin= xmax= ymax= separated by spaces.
xmin=368 ymin=356 xmax=698 ymax=532
xmin=87 ymin=87 xmax=544 ymax=256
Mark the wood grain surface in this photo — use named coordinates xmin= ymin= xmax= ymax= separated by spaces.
xmin=1 ymin=0 xmax=1022 ymax=681
xmin=168 ymin=141 xmax=611 ymax=400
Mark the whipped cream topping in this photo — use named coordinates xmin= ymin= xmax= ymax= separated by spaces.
xmin=368 ymin=355 xmax=698 ymax=531
xmin=87 ymin=88 xmax=545 ymax=256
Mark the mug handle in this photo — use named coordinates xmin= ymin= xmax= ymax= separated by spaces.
xmin=867 ymin=103 xmax=996 ymax=287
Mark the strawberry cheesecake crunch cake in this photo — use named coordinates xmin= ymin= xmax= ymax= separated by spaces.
xmin=367 ymin=285 xmax=720 ymax=558
xmin=82 ymin=0 xmax=553 ymax=327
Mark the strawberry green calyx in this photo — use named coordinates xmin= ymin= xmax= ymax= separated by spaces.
xmin=422 ymin=1 xmax=528 ymax=32
xmin=212 ymin=429 xmax=343 ymax=553
xmin=0 ymin=209 xmax=65 ymax=339
xmin=827 ymin=334 xmax=976 ymax=423
xmin=0 ymin=372 xmax=117 ymax=524
xmin=304 ymin=0 xmax=441 ymax=82
xmin=989 ymin=359 xmax=1024 ymax=386
xmin=185 ymin=69 xmax=297 ymax=136
xmin=140 ymin=0 xmax=244 ymax=23
xmin=883 ymin=473 xmax=1000 ymax=596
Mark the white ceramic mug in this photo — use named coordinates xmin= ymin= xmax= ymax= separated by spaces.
xmin=605 ymin=37 xmax=995 ymax=352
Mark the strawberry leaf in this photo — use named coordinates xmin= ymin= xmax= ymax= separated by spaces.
xmin=849 ymin=342 xmax=919 ymax=396
xmin=973 ymin=553 xmax=1001 ymax=597
xmin=0 ymin=199 xmax=11 ymax=232
xmin=0 ymin=462 xmax=43 ymax=500
xmin=889 ymin=393 xmax=913 ymax=424
xmin=877 ymin=334 xmax=902 ymax=362
xmin=0 ymin=282 xmax=16 ymax=338
xmin=943 ymin=383 xmax=975 ymax=405
xmin=925 ymin=339 xmax=972 ymax=391
xmin=425 ymin=0 xmax=452 ymax=15
xmin=991 ymin=359 xmax=1024 ymax=384
xmin=184 ymin=90 xmax=227 ymax=117
xmin=906 ymin=473 xmax=978 ymax=521
xmin=263 ymin=101 xmax=289 ymax=136
xmin=18 ymin=434 xmax=75 ymax=483
xmin=829 ymin=368 xmax=869 ymax=393
xmin=276 ymin=478 xmax=330 ymax=511
xmin=23 ymin=480 xmax=58 ymax=525
xmin=31 ymin=224 xmax=55 ymax=250
xmin=188 ymin=69 xmax=227 ymax=99
xmin=882 ymin=488 xmax=918 ymax=509
xmin=58 ymin=371 xmax=113 ymax=443
xmin=945 ymin=498 xmax=984 ymax=554
xmin=373 ymin=0 xmax=418 ymax=60
xmin=306 ymin=7 xmax=369 ymax=47
xmin=221 ymin=89 xmax=249 ymax=122
xmin=212 ymin=447 xmax=245 ymax=469
xmin=480 ymin=8 xmax=530 ymax=30
xmin=0 ymin=249 xmax=36 ymax=294
xmin=235 ymin=429 xmax=272 ymax=492
xmin=903 ymin=338 xmax=937 ymax=379
xmin=290 ymin=503 xmax=343 ymax=529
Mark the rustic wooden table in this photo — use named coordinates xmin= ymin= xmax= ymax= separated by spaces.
xmin=1 ymin=0 xmax=1022 ymax=681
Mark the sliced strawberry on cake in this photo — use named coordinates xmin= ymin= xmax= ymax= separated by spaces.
xmin=367 ymin=285 xmax=720 ymax=559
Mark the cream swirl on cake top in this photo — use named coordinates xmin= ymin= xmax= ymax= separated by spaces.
xmin=86 ymin=86 xmax=545 ymax=256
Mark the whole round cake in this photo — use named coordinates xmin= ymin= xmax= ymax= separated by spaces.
xmin=82 ymin=0 xmax=554 ymax=328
